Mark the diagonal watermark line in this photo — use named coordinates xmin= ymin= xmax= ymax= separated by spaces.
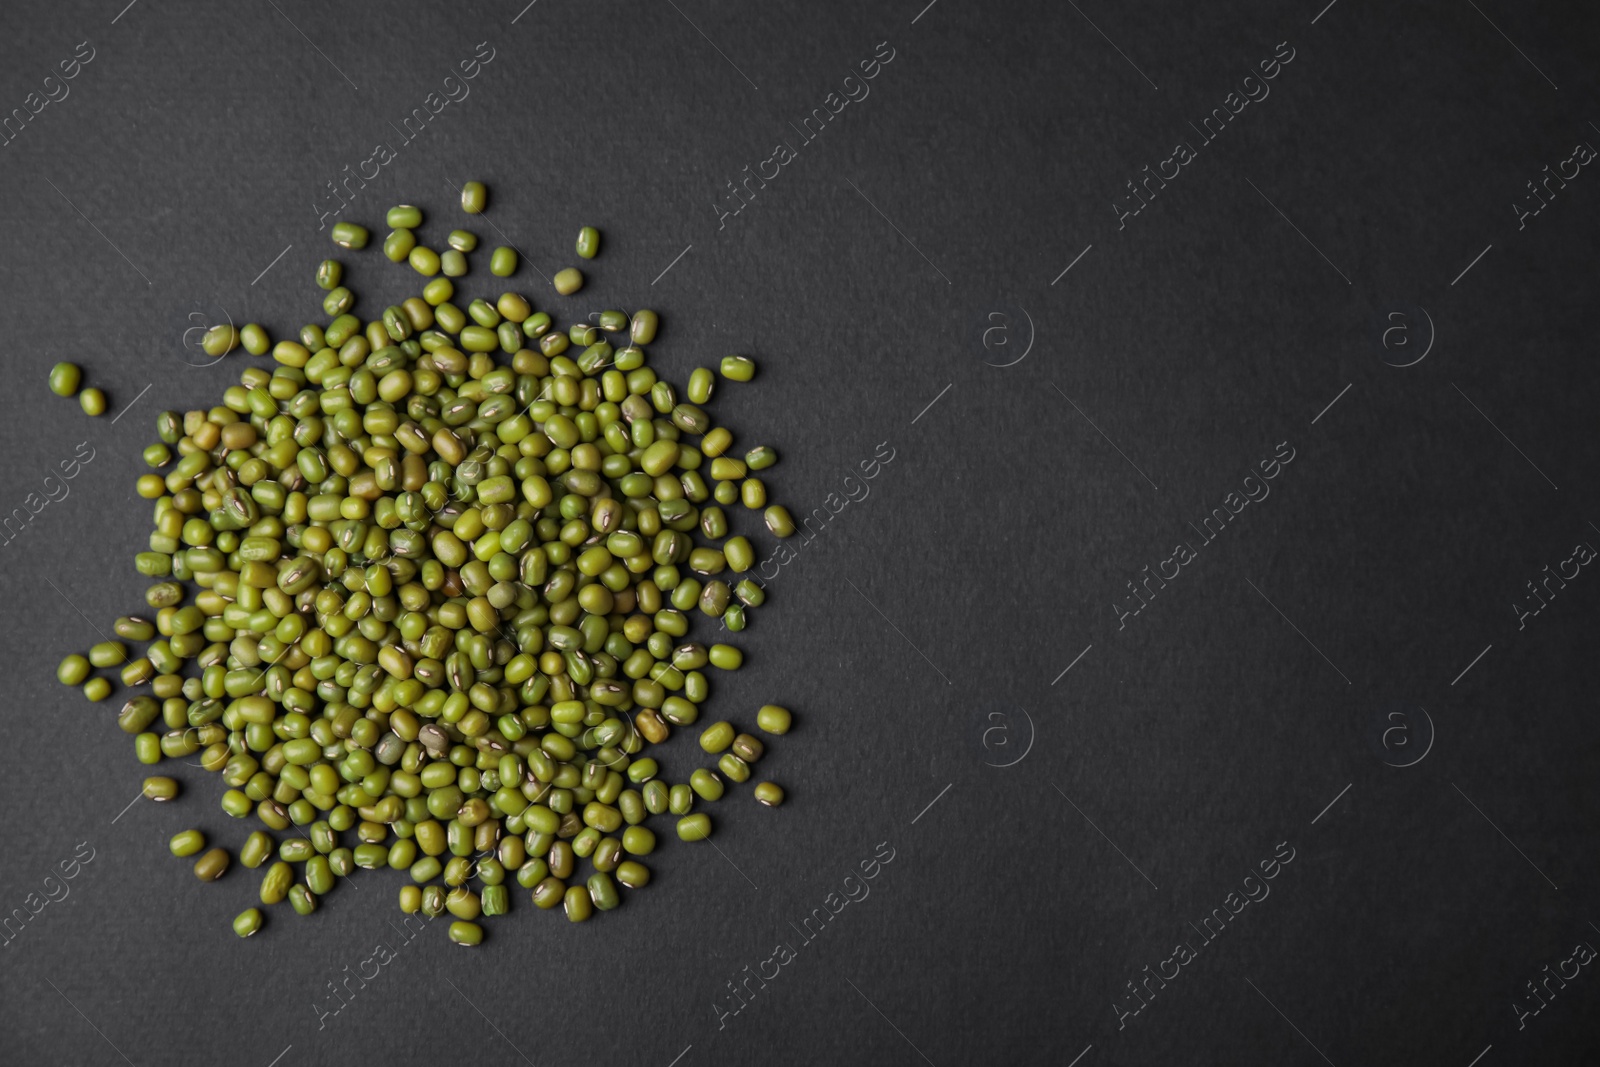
xmin=1050 ymin=382 xmax=1159 ymax=491
xmin=1245 ymin=978 xmax=1336 ymax=1066
xmin=1051 ymin=244 xmax=1093 ymax=285
xmin=1451 ymin=383 xmax=1557 ymax=489
xmin=446 ymin=978 xmax=536 ymax=1066
xmin=705 ymin=836 xmax=759 ymax=890
xmin=110 ymin=383 xmax=153 ymax=424
xmin=665 ymin=0 xmax=759 ymax=90
xmin=44 ymin=178 xmax=152 ymax=286
xmin=845 ymin=978 xmax=937 ymax=1067
xmin=1052 ymin=784 xmax=1158 ymax=889
xmin=1450 ymin=243 xmax=1492 ymax=286
xmin=265 ymin=1045 xmax=292 ymax=1067
xmin=1464 ymin=1045 xmax=1492 ymax=1067
xmin=845 ymin=178 xmax=951 ymax=284
xmin=1066 ymin=1045 xmax=1094 ymax=1067
xmin=44 ymin=576 xmax=115 ymax=646
xmin=1244 ymin=178 xmax=1351 ymax=284
xmin=512 ymin=0 xmax=538 ymax=23
xmin=1451 ymin=644 xmax=1492 ymax=686
xmin=665 ymin=1045 xmax=693 ymax=1067
xmin=111 ymin=0 xmax=140 ymax=22
xmin=1311 ymin=383 xmax=1351 ymax=425
xmin=1051 ymin=644 xmax=1093 ymax=685
xmin=911 ymin=783 xmax=953 ymax=825
xmin=1065 ymin=0 xmax=1158 ymax=90
xmin=251 ymin=243 xmax=293 ymax=285
xmin=110 ymin=791 xmax=143 ymax=825
xmin=1244 ymin=578 xmax=1352 ymax=684
xmin=1466 ymin=0 xmax=1557 ymax=90
xmin=911 ymin=0 xmax=939 ymax=23
xmin=1311 ymin=783 xmax=1352 ymax=825
xmin=46 ymin=979 xmax=136 ymax=1067
xmin=845 ymin=577 xmax=952 ymax=685
xmin=264 ymin=0 xmax=359 ymax=90
xmin=1452 ymin=782 xmax=1558 ymax=890
xmin=910 ymin=383 xmax=952 ymax=424
xmin=652 ymin=244 xmax=693 ymax=285
xmin=1310 ymin=0 xmax=1339 ymax=23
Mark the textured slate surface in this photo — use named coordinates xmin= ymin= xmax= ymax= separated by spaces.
xmin=1 ymin=1 xmax=1597 ymax=1064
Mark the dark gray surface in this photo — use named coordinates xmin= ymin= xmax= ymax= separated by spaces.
xmin=2 ymin=0 xmax=1598 ymax=1063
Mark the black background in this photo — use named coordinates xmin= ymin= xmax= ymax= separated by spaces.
xmin=2 ymin=1 xmax=1598 ymax=1064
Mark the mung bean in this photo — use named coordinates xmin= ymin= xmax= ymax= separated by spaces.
xmin=48 ymin=362 xmax=81 ymax=397
xmin=194 ymin=848 xmax=230 ymax=881
xmin=576 ymin=226 xmax=600 ymax=259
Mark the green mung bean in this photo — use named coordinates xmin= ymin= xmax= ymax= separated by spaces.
xmin=764 ymin=506 xmax=796 ymax=537
xmin=289 ymin=885 xmax=318 ymax=915
xmin=576 ymin=226 xmax=600 ymax=259
xmin=689 ymin=768 xmax=724 ymax=801
xmin=233 ymin=908 xmax=263 ymax=937
xmin=240 ymin=832 xmax=273 ymax=869
xmin=203 ymin=325 xmax=239 ymax=356
xmin=387 ymin=204 xmax=423 ymax=229
xmin=732 ymin=733 xmax=764 ymax=762
xmin=490 ymin=246 xmax=518 ymax=277
xmin=687 ymin=368 xmax=715 ymax=404
xmin=48 ymin=362 xmax=82 ymax=397
xmin=719 ymin=355 xmax=755 ymax=381
xmin=616 ymin=860 xmax=651 ymax=888
xmin=194 ymin=848 xmax=230 ymax=881
xmin=718 ymin=753 xmax=751 ymax=783
xmin=756 ymin=704 xmax=792 ymax=734
xmin=699 ymin=722 xmax=735 ymax=753
xmin=676 ymin=813 xmax=712 ymax=841
xmin=170 ymin=830 xmax=205 ymax=857
xmin=330 ymin=222 xmax=369 ymax=249
xmin=57 ymin=654 xmax=90 ymax=685
xmin=384 ymin=229 xmax=417 ymax=263
xmin=240 ymin=323 xmax=271 ymax=354
xmin=553 ymin=267 xmax=583 ymax=295
xmin=260 ymin=861 xmax=293 ymax=904
xmin=409 ymin=246 xmax=441 ymax=276
xmin=563 ymin=884 xmax=592 ymax=922
xmin=587 ymin=871 xmax=620 ymax=910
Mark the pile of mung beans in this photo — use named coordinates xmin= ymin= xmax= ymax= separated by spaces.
xmin=54 ymin=182 xmax=799 ymax=944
